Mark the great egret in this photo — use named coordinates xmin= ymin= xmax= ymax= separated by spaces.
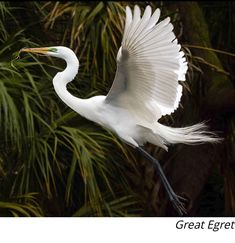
xmin=20 ymin=5 xmax=219 ymax=215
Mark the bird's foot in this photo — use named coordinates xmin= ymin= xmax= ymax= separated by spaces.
xmin=169 ymin=193 xmax=188 ymax=216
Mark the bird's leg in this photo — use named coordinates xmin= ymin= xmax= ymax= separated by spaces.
xmin=136 ymin=146 xmax=187 ymax=216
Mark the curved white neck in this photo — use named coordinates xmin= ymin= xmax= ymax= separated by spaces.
xmin=52 ymin=50 xmax=90 ymax=118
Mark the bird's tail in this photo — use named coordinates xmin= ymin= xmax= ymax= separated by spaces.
xmin=156 ymin=122 xmax=221 ymax=147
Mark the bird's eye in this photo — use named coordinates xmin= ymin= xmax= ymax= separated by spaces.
xmin=48 ymin=48 xmax=58 ymax=53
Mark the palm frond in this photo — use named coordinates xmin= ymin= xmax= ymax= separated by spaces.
xmin=0 ymin=193 xmax=43 ymax=216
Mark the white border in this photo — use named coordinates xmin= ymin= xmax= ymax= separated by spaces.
xmin=1 ymin=217 xmax=235 ymax=243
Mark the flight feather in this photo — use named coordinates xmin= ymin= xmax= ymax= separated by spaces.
xmin=105 ymin=5 xmax=188 ymax=122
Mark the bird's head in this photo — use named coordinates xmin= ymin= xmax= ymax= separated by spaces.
xmin=20 ymin=46 xmax=79 ymax=83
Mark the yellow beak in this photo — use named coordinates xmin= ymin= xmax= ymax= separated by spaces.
xmin=20 ymin=47 xmax=50 ymax=55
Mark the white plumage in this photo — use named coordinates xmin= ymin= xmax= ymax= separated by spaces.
xmin=108 ymin=6 xmax=187 ymax=116
xmin=21 ymin=5 xmax=219 ymax=215
xmin=21 ymin=5 xmax=218 ymax=150
xmin=103 ymin=5 xmax=217 ymax=150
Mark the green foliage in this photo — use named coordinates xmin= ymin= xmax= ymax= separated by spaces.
xmin=41 ymin=2 xmax=125 ymax=91
xmin=0 ymin=1 xmax=141 ymax=216
xmin=0 ymin=193 xmax=43 ymax=216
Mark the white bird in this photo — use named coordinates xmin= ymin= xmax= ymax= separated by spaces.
xmin=20 ymin=5 xmax=219 ymax=215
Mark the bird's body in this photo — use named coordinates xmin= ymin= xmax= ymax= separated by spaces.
xmin=21 ymin=5 xmax=220 ymax=215
xmin=50 ymin=45 xmax=216 ymax=151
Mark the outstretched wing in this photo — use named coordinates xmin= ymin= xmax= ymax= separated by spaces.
xmin=105 ymin=5 xmax=188 ymax=123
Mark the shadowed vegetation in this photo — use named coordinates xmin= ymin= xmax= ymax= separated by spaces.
xmin=0 ymin=1 xmax=234 ymax=216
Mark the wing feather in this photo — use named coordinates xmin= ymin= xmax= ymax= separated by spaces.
xmin=122 ymin=6 xmax=132 ymax=41
xmin=105 ymin=5 xmax=188 ymax=123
